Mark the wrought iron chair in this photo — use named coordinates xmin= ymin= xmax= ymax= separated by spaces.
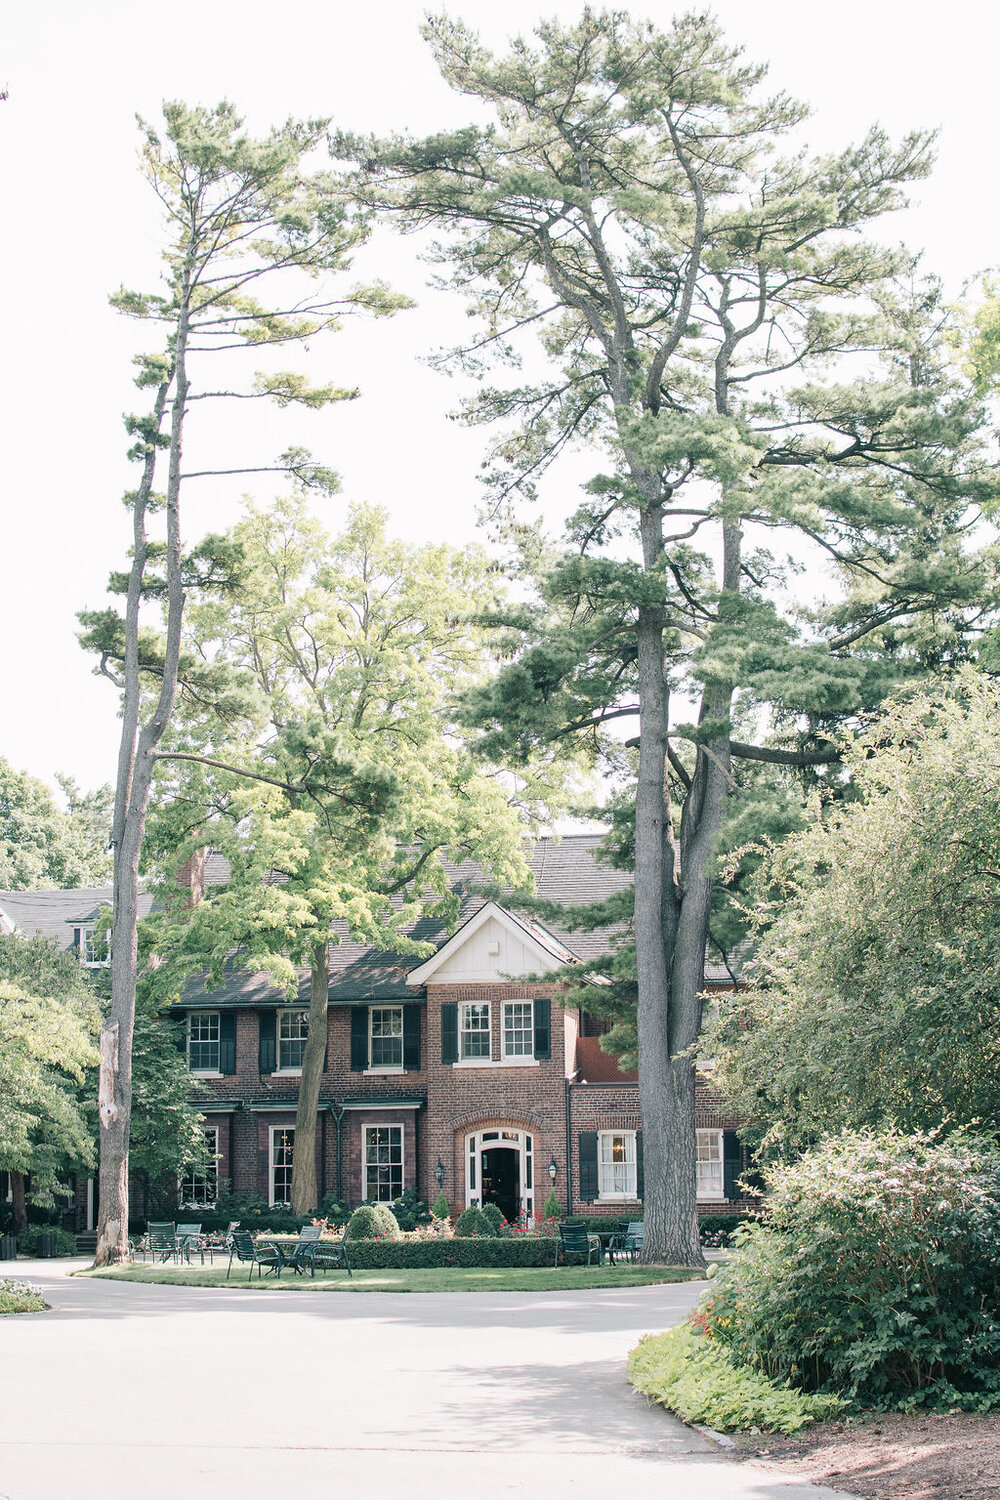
xmin=226 ymin=1229 xmax=284 ymax=1281
xmin=287 ymin=1224 xmax=323 ymax=1276
xmin=175 ymin=1222 xmax=209 ymax=1264
xmin=618 ymin=1221 xmax=644 ymax=1262
xmin=555 ymin=1221 xmax=599 ymax=1268
xmin=310 ymin=1223 xmax=352 ymax=1279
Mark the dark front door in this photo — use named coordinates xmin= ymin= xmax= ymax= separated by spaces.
xmin=480 ymin=1147 xmax=520 ymax=1223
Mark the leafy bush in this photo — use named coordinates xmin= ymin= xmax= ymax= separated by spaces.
xmin=698 ymin=1214 xmax=748 ymax=1249
xmin=18 ymin=1225 xmax=77 ymax=1256
xmin=0 ymin=1277 xmax=47 ymax=1314
xmin=628 ymin=1326 xmax=842 ymax=1434
xmin=391 ymin=1189 xmax=431 ymax=1232
xmin=348 ymin=1203 xmax=402 ymax=1240
xmin=480 ymin=1203 xmax=507 ymax=1235
xmin=431 ymin=1192 xmax=451 ymax=1221
xmin=319 ymin=1194 xmax=349 ymax=1226
xmin=454 ymin=1206 xmax=493 ymax=1237
xmin=542 ymin=1189 xmax=562 ymax=1220
xmin=703 ymin=1132 xmax=1000 ymax=1410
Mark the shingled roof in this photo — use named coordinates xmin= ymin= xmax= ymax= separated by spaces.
xmin=182 ymin=834 xmax=631 ymax=1007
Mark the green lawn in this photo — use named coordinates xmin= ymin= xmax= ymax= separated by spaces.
xmin=79 ymin=1262 xmax=706 ymax=1294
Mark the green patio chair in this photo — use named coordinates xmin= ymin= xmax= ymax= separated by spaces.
xmin=147 ymin=1222 xmax=179 ymax=1263
xmin=619 ymin=1221 xmax=644 ymax=1261
xmin=175 ymin=1223 xmax=207 ymax=1264
xmin=311 ymin=1224 xmax=352 ymax=1279
xmin=227 ymin=1229 xmax=284 ymax=1281
xmin=287 ymin=1224 xmax=323 ymax=1276
xmin=555 ymin=1221 xmax=599 ymax=1268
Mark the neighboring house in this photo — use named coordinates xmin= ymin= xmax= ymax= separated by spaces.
xmin=0 ymin=835 xmax=751 ymax=1228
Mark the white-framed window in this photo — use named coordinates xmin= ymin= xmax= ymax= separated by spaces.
xmin=697 ymin=1129 xmax=725 ymax=1200
xmin=460 ymin=1002 xmax=491 ymax=1060
xmin=77 ymin=927 xmax=110 ymax=967
xmin=180 ymin=1126 xmax=219 ymax=1207
xmin=598 ymin=1130 xmax=637 ymax=1199
xmin=364 ymin=1124 xmax=404 ymax=1202
xmin=502 ymin=1000 xmax=534 ymax=1058
xmin=277 ymin=1009 xmax=309 ymax=1071
xmin=187 ymin=1012 xmax=221 ymax=1073
xmin=270 ymin=1126 xmax=295 ymax=1206
xmin=369 ymin=1006 xmax=403 ymax=1070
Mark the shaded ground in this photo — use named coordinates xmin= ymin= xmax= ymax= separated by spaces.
xmin=2 ymin=1260 xmax=851 ymax=1500
xmin=740 ymin=1411 xmax=1000 ymax=1499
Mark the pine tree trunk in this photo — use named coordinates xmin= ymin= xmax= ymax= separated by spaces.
xmin=95 ymin=295 xmax=189 ymax=1267
xmin=11 ymin=1171 xmax=27 ymax=1238
xmin=290 ymin=940 xmax=329 ymax=1215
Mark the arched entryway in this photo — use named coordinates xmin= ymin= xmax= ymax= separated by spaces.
xmin=465 ymin=1128 xmax=534 ymax=1222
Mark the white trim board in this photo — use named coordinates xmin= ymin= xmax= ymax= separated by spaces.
xmin=405 ymin=901 xmax=576 ymax=986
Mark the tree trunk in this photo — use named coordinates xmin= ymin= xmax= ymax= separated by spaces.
xmin=96 ymin=292 xmax=190 ymax=1267
xmin=11 ymin=1171 xmax=27 ymax=1238
xmin=290 ymin=939 xmax=330 ymax=1215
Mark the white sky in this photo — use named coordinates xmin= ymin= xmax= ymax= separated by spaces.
xmin=1 ymin=0 xmax=997 ymax=795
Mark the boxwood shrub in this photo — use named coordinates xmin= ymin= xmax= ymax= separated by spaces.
xmin=18 ymin=1225 xmax=78 ymax=1256
xmin=339 ymin=1237 xmax=556 ymax=1269
xmin=704 ymin=1131 xmax=1000 ymax=1410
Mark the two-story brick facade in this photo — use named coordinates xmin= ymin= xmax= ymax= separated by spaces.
xmin=1 ymin=834 xmax=751 ymax=1229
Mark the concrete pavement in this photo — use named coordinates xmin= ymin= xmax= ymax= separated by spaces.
xmin=0 ymin=1260 xmax=856 ymax=1500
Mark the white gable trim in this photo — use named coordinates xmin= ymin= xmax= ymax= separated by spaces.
xmin=405 ymin=901 xmax=576 ymax=987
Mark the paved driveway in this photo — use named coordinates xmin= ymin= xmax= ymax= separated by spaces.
xmin=0 ymin=1261 xmax=854 ymax=1500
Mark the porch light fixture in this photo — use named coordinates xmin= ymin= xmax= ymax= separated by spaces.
xmin=548 ymin=1157 xmax=558 ymax=1182
xmin=434 ymin=1159 xmax=446 ymax=1186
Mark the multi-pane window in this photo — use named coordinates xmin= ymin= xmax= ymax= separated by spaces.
xmin=180 ymin=1127 xmax=219 ymax=1207
xmin=277 ymin=1010 xmax=309 ymax=1070
xmin=370 ymin=1007 xmax=403 ymax=1069
xmin=598 ymin=1131 xmax=637 ymax=1198
xmin=364 ymin=1125 xmax=403 ymax=1202
xmin=503 ymin=1001 xmax=534 ymax=1058
xmin=460 ymin=1002 xmax=491 ymax=1060
xmin=79 ymin=928 xmax=110 ymax=966
xmin=271 ymin=1127 xmax=295 ymax=1205
xmin=188 ymin=1012 xmax=220 ymax=1072
xmin=696 ymin=1130 xmax=724 ymax=1199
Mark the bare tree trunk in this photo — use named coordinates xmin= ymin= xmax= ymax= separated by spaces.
xmin=290 ymin=939 xmax=330 ymax=1215
xmin=96 ymin=292 xmax=190 ymax=1266
xmin=11 ymin=1171 xmax=27 ymax=1239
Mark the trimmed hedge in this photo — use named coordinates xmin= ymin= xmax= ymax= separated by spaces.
xmin=335 ymin=1237 xmax=557 ymax=1269
xmin=18 ymin=1225 xmax=78 ymax=1256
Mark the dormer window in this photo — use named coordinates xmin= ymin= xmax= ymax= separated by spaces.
xmin=76 ymin=928 xmax=110 ymax=967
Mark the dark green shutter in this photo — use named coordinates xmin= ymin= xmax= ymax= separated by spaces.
xmin=533 ymin=996 xmax=551 ymax=1060
xmin=171 ymin=1016 xmax=187 ymax=1054
xmin=219 ymin=1012 xmax=236 ymax=1075
xmin=723 ymin=1131 xmax=742 ymax=1201
xmin=403 ymin=1006 xmax=421 ymax=1070
xmin=636 ymin=1131 xmax=644 ymax=1200
xmin=350 ymin=1007 xmax=369 ymax=1071
xmin=258 ymin=1010 xmax=276 ymax=1076
xmin=579 ymin=1132 xmax=598 ymax=1201
xmin=440 ymin=1002 xmax=458 ymax=1064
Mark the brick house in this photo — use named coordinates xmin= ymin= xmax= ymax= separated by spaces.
xmin=1 ymin=835 xmax=750 ymax=1228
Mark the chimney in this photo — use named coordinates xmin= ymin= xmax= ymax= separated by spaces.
xmin=175 ymin=847 xmax=207 ymax=909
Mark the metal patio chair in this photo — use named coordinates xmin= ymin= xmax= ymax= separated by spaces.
xmin=555 ymin=1221 xmax=599 ymax=1268
xmin=226 ymin=1229 xmax=284 ymax=1281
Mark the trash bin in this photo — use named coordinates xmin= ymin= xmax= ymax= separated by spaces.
xmin=36 ymin=1232 xmax=59 ymax=1258
xmin=0 ymin=1234 xmax=17 ymax=1260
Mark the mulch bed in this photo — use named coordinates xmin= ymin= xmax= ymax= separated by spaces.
xmin=738 ymin=1411 xmax=1000 ymax=1499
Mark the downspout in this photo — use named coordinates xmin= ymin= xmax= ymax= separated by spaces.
xmin=331 ymin=1104 xmax=346 ymax=1205
xmin=565 ymin=1073 xmax=578 ymax=1218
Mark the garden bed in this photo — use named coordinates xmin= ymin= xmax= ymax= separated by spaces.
xmin=80 ymin=1263 xmax=705 ymax=1293
xmin=738 ymin=1411 xmax=1000 ymax=1500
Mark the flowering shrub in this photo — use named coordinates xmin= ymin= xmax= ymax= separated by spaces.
xmin=700 ymin=1131 xmax=1000 ymax=1410
xmin=0 ymin=1277 xmax=46 ymax=1314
